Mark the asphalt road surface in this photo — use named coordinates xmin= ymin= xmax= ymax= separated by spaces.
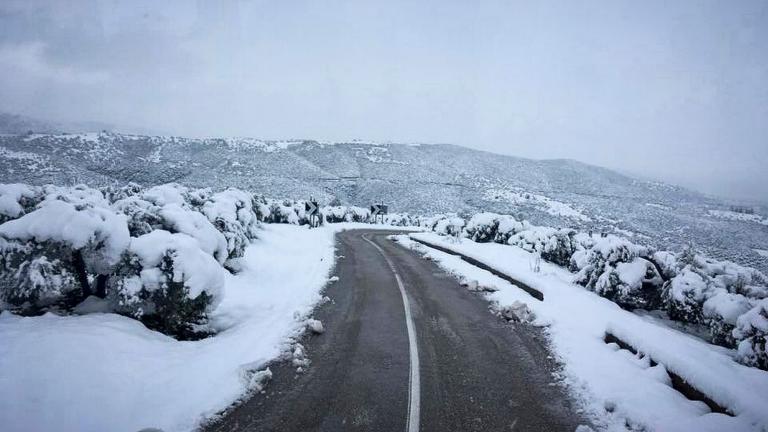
xmin=205 ymin=229 xmax=585 ymax=432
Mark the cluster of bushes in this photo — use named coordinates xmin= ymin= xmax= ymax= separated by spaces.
xmin=0 ymin=183 xmax=262 ymax=339
xmin=427 ymin=211 xmax=768 ymax=370
xmin=258 ymin=200 xmax=419 ymax=227
xmin=0 ymin=183 xmax=421 ymax=339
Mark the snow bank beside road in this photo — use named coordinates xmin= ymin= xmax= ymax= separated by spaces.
xmin=0 ymin=224 xmax=340 ymax=432
xmin=401 ymin=232 xmax=768 ymax=431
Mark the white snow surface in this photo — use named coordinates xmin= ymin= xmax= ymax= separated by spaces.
xmin=0 ymin=183 xmax=35 ymax=218
xmin=401 ymin=232 xmax=768 ymax=432
xmin=128 ymin=230 xmax=227 ymax=307
xmin=0 ymin=199 xmax=129 ymax=268
xmin=708 ymin=209 xmax=768 ymax=226
xmin=0 ymin=224 xmax=380 ymax=432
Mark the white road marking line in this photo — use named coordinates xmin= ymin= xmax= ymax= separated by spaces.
xmin=363 ymin=234 xmax=421 ymax=432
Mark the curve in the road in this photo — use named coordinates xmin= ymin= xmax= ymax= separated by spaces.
xmin=204 ymin=229 xmax=586 ymax=432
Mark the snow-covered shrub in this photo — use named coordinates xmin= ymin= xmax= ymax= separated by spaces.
xmin=383 ymin=213 xmax=418 ymax=226
xmin=463 ymin=212 xmax=503 ymax=242
xmin=0 ymin=195 xmax=130 ymax=310
xmin=574 ymin=236 xmax=661 ymax=309
xmin=428 ymin=215 xmax=465 ymax=237
xmin=733 ymin=299 xmax=768 ymax=370
xmin=508 ymin=226 xmax=577 ymax=267
xmin=262 ymin=200 xmax=302 ymax=224
xmin=494 ymin=216 xmax=528 ymax=244
xmin=111 ymin=230 xmax=225 ymax=339
xmin=112 ymin=191 xmax=238 ymax=263
xmin=702 ymin=292 xmax=752 ymax=347
xmin=662 ymin=266 xmax=710 ymax=324
xmin=101 ymin=182 xmax=143 ymax=204
xmin=660 ymin=249 xmax=768 ymax=348
xmin=0 ymin=238 xmax=77 ymax=309
xmin=201 ymin=189 xmax=260 ymax=260
xmin=111 ymin=196 xmax=165 ymax=237
xmin=651 ymin=251 xmax=678 ymax=280
xmin=321 ymin=206 xmax=371 ymax=223
xmin=344 ymin=206 xmax=371 ymax=223
xmin=0 ymin=184 xmax=42 ymax=223
xmin=463 ymin=212 xmax=526 ymax=243
xmin=141 ymin=184 xmax=190 ymax=207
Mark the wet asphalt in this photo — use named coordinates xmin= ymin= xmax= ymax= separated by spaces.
xmin=204 ymin=230 xmax=585 ymax=432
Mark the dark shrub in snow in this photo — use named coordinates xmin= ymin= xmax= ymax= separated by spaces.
xmin=463 ymin=213 xmax=504 ymax=243
xmin=661 ymin=248 xmax=768 ymax=348
xmin=662 ymin=266 xmax=709 ymax=324
xmin=0 ymin=239 xmax=79 ymax=310
xmin=508 ymin=227 xmax=578 ymax=268
xmin=426 ymin=215 xmax=466 ymax=237
xmin=733 ymin=299 xmax=768 ymax=370
xmin=262 ymin=200 xmax=303 ymax=224
xmin=573 ymin=236 xmax=662 ymax=309
xmin=112 ymin=230 xmax=225 ymax=339
xmin=0 ymin=196 xmax=130 ymax=309
xmin=321 ymin=206 xmax=371 ymax=223
xmin=201 ymin=189 xmax=260 ymax=260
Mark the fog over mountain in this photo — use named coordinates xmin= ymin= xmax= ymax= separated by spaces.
xmin=1 ymin=0 xmax=766 ymax=201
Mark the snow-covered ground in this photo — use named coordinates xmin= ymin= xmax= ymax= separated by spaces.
xmin=708 ymin=209 xmax=768 ymax=226
xmin=398 ymin=232 xmax=768 ymax=432
xmin=0 ymin=223 xmax=393 ymax=432
xmin=483 ymin=187 xmax=591 ymax=222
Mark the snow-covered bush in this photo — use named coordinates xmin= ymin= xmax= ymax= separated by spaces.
xmin=573 ymin=236 xmax=661 ymax=309
xmin=383 ymin=213 xmax=419 ymax=226
xmin=0 ymin=184 xmax=42 ymax=223
xmin=201 ymin=189 xmax=260 ymax=260
xmin=427 ymin=215 xmax=465 ymax=237
xmin=262 ymin=200 xmax=303 ymax=224
xmin=733 ymin=299 xmax=768 ymax=370
xmin=101 ymin=182 xmax=143 ymax=203
xmin=112 ymin=187 xmax=248 ymax=263
xmin=426 ymin=208 xmax=768 ymax=366
xmin=0 ymin=198 xmax=130 ymax=307
xmin=321 ymin=206 xmax=371 ymax=223
xmin=0 ymin=238 xmax=78 ymax=309
xmin=661 ymin=249 xmax=768 ymax=348
xmin=662 ymin=266 xmax=710 ymax=324
xmin=702 ymin=292 xmax=752 ymax=347
xmin=111 ymin=230 xmax=225 ymax=339
xmin=463 ymin=212 xmax=525 ymax=243
xmin=508 ymin=226 xmax=578 ymax=267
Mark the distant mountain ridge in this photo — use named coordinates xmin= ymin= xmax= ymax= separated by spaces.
xmin=1 ymin=130 xmax=767 ymax=271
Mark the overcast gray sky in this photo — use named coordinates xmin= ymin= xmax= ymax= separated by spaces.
xmin=1 ymin=0 xmax=766 ymax=202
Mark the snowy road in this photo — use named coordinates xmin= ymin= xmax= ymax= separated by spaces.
xmin=205 ymin=230 xmax=584 ymax=431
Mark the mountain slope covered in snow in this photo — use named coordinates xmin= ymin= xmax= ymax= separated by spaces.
xmin=1 ymin=132 xmax=766 ymax=271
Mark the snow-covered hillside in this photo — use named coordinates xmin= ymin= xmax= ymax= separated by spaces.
xmin=1 ymin=132 xmax=766 ymax=273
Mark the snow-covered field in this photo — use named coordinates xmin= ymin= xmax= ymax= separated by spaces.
xmin=708 ymin=209 xmax=768 ymax=226
xmin=397 ymin=233 xmax=768 ymax=432
xmin=0 ymin=224 xmax=375 ymax=432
